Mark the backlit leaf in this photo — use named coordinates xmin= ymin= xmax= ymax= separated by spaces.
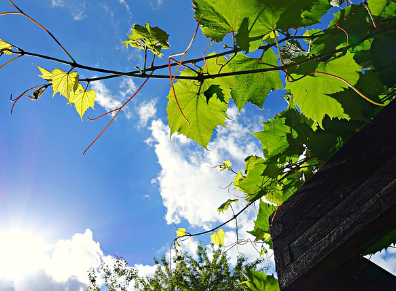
xmin=51 ymin=69 xmax=79 ymax=101
xmin=166 ymin=70 xmax=228 ymax=148
xmin=123 ymin=23 xmax=169 ymax=57
xmin=253 ymin=118 xmax=296 ymax=158
xmin=218 ymin=199 xmax=238 ymax=213
xmin=215 ymin=51 xmax=282 ymax=111
xmin=0 ymin=39 xmax=12 ymax=55
xmin=219 ymin=160 xmax=232 ymax=171
xmin=69 ymin=89 xmax=96 ymax=120
xmin=175 ymin=228 xmax=187 ymax=237
xmin=37 ymin=66 xmax=52 ymax=82
xmin=286 ymin=52 xmax=361 ymax=126
xmin=210 ymin=229 xmax=225 ymax=246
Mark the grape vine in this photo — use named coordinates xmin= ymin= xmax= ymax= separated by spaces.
xmin=1 ymin=0 xmax=396 ymax=287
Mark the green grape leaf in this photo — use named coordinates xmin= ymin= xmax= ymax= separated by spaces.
xmin=51 ymin=69 xmax=79 ymax=101
xmin=217 ymin=199 xmax=238 ymax=213
xmin=37 ymin=66 xmax=52 ymax=82
xmin=310 ymin=5 xmax=370 ymax=56
xmin=286 ymin=52 xmax=361 ymax=126
xmin=0 ymin=39 xmax=12 ymax=55
xmin=245 ymin=156 xmax=265 ymax=174
xmin=175 ymin=228 xmax=187 ymax=237
xmin=368 ymin=0 xmax=388 ymax=16
xmin=204 ymin=84 xmax=226 ymax=103
xmin=371 ymin=32 xmax=396 ymax=87
xmin=69 ymin=88 xmax=96 ymax=120
xmin=166 ymin=70 xmax=228 ymax=148
xmin=254 ymin=200 xmax=276 ymax=235
xmin=362 ymin=228 xmax=396 ymax=256
xmin=193 ymin=0 xmax=330 ymax=45
xmin=240 ymin=269 xmax=280 ymax=291
xmin=211 ymin=228 xmax=226 ymax=246
xmin=219 ymin=160 xmax=232 ymax=171
xmin=123 ymin=23 xmax=170 ymax=57
xmin=253 ymin=118 xmax=296 ymax=158
xmin=237 ymin=162 xmax=267 ymax=196
xmin=216 ymin=51 xmax=282 ymax=111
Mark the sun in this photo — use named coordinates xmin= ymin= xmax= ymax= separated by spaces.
xmin=0 ymin=229 xmax=50 ymax=280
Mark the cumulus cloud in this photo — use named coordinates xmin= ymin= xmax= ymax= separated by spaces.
xmin=137 ymin=99 xmax=157 ymax=128
xmin=44 ymin=230 xmax=104 ymax=284
xmin=146 ymin=106 xmax=263 ymax=227
xmin=368 ymin=247 xmax=396 ymax=275
xmin=0 ymin=229 xmax=110 ymax=290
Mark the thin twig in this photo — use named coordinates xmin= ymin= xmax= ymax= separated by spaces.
xmin=5 ymin=0 xmax=76 ymax=62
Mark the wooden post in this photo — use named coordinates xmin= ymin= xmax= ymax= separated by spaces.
xmin=270 ymin=100 xmax=396 ymax=290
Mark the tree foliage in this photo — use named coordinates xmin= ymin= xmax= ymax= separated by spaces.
xmin=2 ymin=0 xmax=396 ymax=289
xmin=87 ymin=243 xmax=269 ymax=291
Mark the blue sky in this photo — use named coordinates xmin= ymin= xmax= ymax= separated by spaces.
xmin=0 ymin=0 xmax=395 ymax=290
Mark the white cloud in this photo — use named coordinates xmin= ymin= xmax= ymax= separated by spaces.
xmin=91 ymin=81 xmax=123 ymax=112
xmin=137 ymin=99 xmax=157 ymax=128
xmin=50 ymin=0 xmax=87 ymax=21
xmin=51 ymin=0 xmax=64 ymax=8
xmin=119 ymin=77 xmax=137 ymax=99
xmin=44 ymin=230 xmax=104 ymax=284
xmin=148 ymin=0 xmax=163 ymax=10
xmin=90 ymin=79 xmax=136 ymax=119
xmin=146 ymin=106 xmax=263 ymax=227
xmin=119 ymin=0 xmax=131 ymax=12
xmin=367 ymin=247 xmax=396 ymax=275
xmin=134 ymin=264 xmax=157 ymax=278
xmin=0 ymin=229 xmax=111 ymax=290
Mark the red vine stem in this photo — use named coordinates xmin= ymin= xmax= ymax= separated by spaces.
xmin=0 ymin=54 xmax=22 ymax=69
xmin=83 ymin=73 xmax=153 ymax=155
xmin=167 ymin=15 xmax=202 ymax=125
xmin=336 ymin=23 xmax=349 ymax=45
xmin=10 ymin=84 xmax=44 ymax=114
xmin=3 ymin=0 xmax=76 ymax=63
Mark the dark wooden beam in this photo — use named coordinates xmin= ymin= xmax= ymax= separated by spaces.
xmin=270 ymin=100 xmax=396 ymax=290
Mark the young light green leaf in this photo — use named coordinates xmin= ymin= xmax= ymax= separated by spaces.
xmin=37 ymin=66 xmax=52 ymax=82
xmin=69 ymin=89 xmax=96 ymax=120
xmin=219 ymin=160 xmax=232 ymax=171
xmin=286 ymin=52 xmax=361 ymax=126
xmin=123 ymin=23 xmax=170 ymax=57
xmin=210 ymin=229 xmax=225 ymax=246
xmin=175 ymin=228 xmax=187 ymax=237
xmin=166 ymin=70 xmax=228 ymax=148
xmin=51 ymin=69 xmax=79 ymax=101
xmin=0 ymin=39 xmax=12 ymax=55
xmin=233 ymin=172 xmax=244 ymax=192
xmin=217 ymin=199 xmax=238 ymax=213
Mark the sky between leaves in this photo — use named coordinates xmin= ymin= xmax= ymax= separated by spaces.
xmin=0 ymin=0 xmax=395 ymax=290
